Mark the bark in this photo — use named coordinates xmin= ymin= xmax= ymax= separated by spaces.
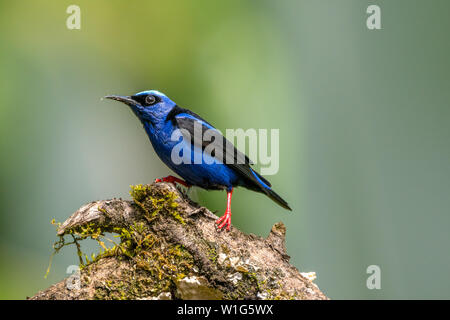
xmin=31 ymin=183 xmax=327 ymax=300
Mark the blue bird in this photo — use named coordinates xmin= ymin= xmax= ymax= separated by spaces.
xmin=105 ymin=90 xmax=291 ymax=230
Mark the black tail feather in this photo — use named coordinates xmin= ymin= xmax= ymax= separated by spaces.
xmin=246 ymin=168 xmax=292 ymax=211
xmin=265 ymin=188 xmax=292 ymax=211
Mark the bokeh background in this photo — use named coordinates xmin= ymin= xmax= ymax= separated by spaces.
xmin=1 ymin=0 xmax=449 ymax=299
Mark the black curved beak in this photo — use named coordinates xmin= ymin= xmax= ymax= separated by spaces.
xmin=104 ymin=95 xmax=136 ymax=106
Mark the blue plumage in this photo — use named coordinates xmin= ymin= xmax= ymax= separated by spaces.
xmin=105 ymin=90 xmax=291 ymax=230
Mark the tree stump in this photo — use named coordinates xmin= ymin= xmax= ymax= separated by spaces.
xmin=30 ymin=183 xmax=327 ymax=300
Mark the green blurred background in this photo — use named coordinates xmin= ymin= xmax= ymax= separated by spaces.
xmin=1 ymin=0 xmax=449 ymax=299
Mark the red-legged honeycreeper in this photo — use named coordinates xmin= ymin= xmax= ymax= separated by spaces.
xmin=105 ymin=90 xmax=291 ymax=231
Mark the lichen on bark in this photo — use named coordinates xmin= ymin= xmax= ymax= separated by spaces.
xmin=31 ymin=183 xmax=328 ymax=300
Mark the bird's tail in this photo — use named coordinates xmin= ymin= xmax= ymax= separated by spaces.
xmin=265 ymin=188 xmax=292 ymax=211
xmin=250 ymin=169 xmax=292 ymax=211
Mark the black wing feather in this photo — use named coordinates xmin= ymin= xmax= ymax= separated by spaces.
xmin=169 ymin=107 xmax=254 ymax=166
xmin=170 ymin=112 xmax=269 ymax=189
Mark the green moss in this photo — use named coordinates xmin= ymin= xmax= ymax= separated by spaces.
xmin=208 ymin=247 xmax=218 ymax=263
xmin=48 ymin=210 xmax=195 ymax=299
xmin=46 ymin=183 xmax=199 ymax=299
xmin=130 ymin=184 xmax=185 ymax=224
xmin=86 ymin=223 xmax=194 ymax=299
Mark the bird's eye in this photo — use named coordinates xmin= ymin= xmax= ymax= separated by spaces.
xmin=144 ymin=95 xmax=157 ymax=106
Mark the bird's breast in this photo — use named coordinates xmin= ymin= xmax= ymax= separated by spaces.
xmin=142 ymin=120 xmax=240 ymax=189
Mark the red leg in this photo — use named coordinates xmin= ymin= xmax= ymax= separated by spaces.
xmin=154 ymin=175 xmax=191 ymax=188
xmin=216 ymin=188 xmax=233 ymax=231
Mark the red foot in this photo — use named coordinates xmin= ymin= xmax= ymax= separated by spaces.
xmin=154 ymin=175 xmax=190 ymax=188
xmin=216 ymin=211 xmax=232 ymax=231
xmin=215 ymin=188 xmax=233 ymax=231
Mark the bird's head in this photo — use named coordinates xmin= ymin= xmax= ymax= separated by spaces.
xmin=105 ymin=90 xmax=176 ymax=124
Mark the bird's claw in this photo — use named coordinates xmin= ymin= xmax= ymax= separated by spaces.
xmin=216 ymin=211 xmax=232 ymax=231
xmin=154 ymin=176 xmax=190 ymax=188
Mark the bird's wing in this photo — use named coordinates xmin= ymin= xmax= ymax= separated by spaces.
xmin=167 ymin=107 xmax=272 ymax=189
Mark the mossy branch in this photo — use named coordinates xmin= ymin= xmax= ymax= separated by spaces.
xmin=31 ymin=183 xmax=328 ymax=300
